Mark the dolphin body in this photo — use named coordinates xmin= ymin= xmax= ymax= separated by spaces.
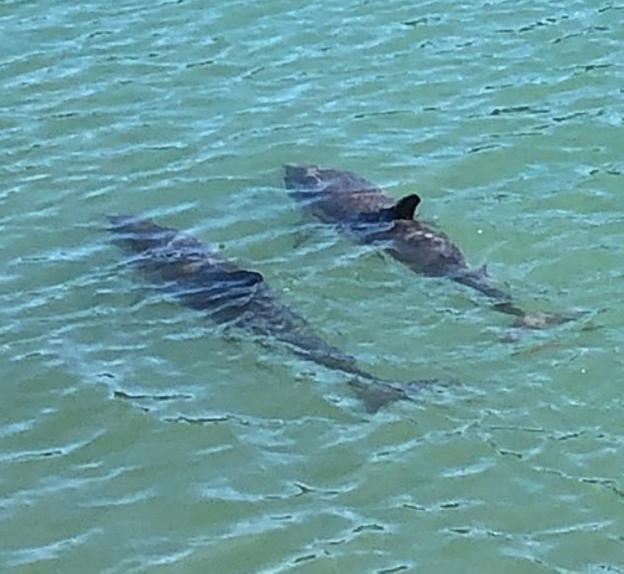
xmin=284 ymin=165 xmax=563 ymax=327
xmin=109 ymin=215 xmax=444 ymax=413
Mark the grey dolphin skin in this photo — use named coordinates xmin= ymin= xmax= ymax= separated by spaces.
xmin=109 ymin=215 xmax=444 ymax=413
xmin=284 ymin=165 xmax=566 ymax=328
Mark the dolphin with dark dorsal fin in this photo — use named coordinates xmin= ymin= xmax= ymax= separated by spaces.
xmin=108 ymin=215 xmax=447 ymax=413
xmin=284 ymin=164 xmax=569 ymax=328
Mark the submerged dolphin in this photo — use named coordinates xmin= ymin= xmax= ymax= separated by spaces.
xmin=108 ymin=215 xmax=445 ymax=413
xmin=284 ymin=165 xmax=565 ymax=328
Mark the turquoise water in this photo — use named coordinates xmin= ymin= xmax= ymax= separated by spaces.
xmin=1 ymin=0 xmax=623 ymax=572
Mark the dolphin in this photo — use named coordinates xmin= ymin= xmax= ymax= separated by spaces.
xmin=284 ymin=165 xmax=566 ymax=328
xmin=108 ymin=215 xmax=446 ymax=413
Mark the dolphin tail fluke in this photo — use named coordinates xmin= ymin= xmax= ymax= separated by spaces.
xmin=453 ymin=266 xmax=577 ymax=329
xmin=348 ymin=377 xmax=446 ymax=414
xmin=348 ymin=379 xmax=406 ymax=413
xmin=512 ymin=309 xmax=579 ymax=329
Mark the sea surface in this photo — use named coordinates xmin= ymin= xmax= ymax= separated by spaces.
xmin=1 ymin=1 xmax=623 ymax=572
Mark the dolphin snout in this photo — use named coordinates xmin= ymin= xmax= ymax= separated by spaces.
xmin=284 ymin=164 xmax=320 ymax=189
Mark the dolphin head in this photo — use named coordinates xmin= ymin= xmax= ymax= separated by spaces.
xmin=108 ymin=215 xmax=178 ymax=254
xmin=284 ymin=165 xmax=323 ymax=190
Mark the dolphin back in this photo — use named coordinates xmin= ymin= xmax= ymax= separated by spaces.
xmin=108 ymin=215 xmax=265 ymax=320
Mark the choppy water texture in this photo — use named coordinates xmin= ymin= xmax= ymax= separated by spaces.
xmin=1 ymin=0 xmax=623 ymax=572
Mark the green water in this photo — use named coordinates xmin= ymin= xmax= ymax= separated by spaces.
xmin=1 ymin=0 xmax=623 ymax=572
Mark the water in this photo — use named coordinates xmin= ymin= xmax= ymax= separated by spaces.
xmin=1 ymin=0 xmax=623 ymax=572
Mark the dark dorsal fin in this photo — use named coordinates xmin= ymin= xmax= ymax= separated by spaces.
xmin=392 ymin=194 xmax=421 ymax=220
xmin=357 ymin=193 xmax=421 ymax=225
